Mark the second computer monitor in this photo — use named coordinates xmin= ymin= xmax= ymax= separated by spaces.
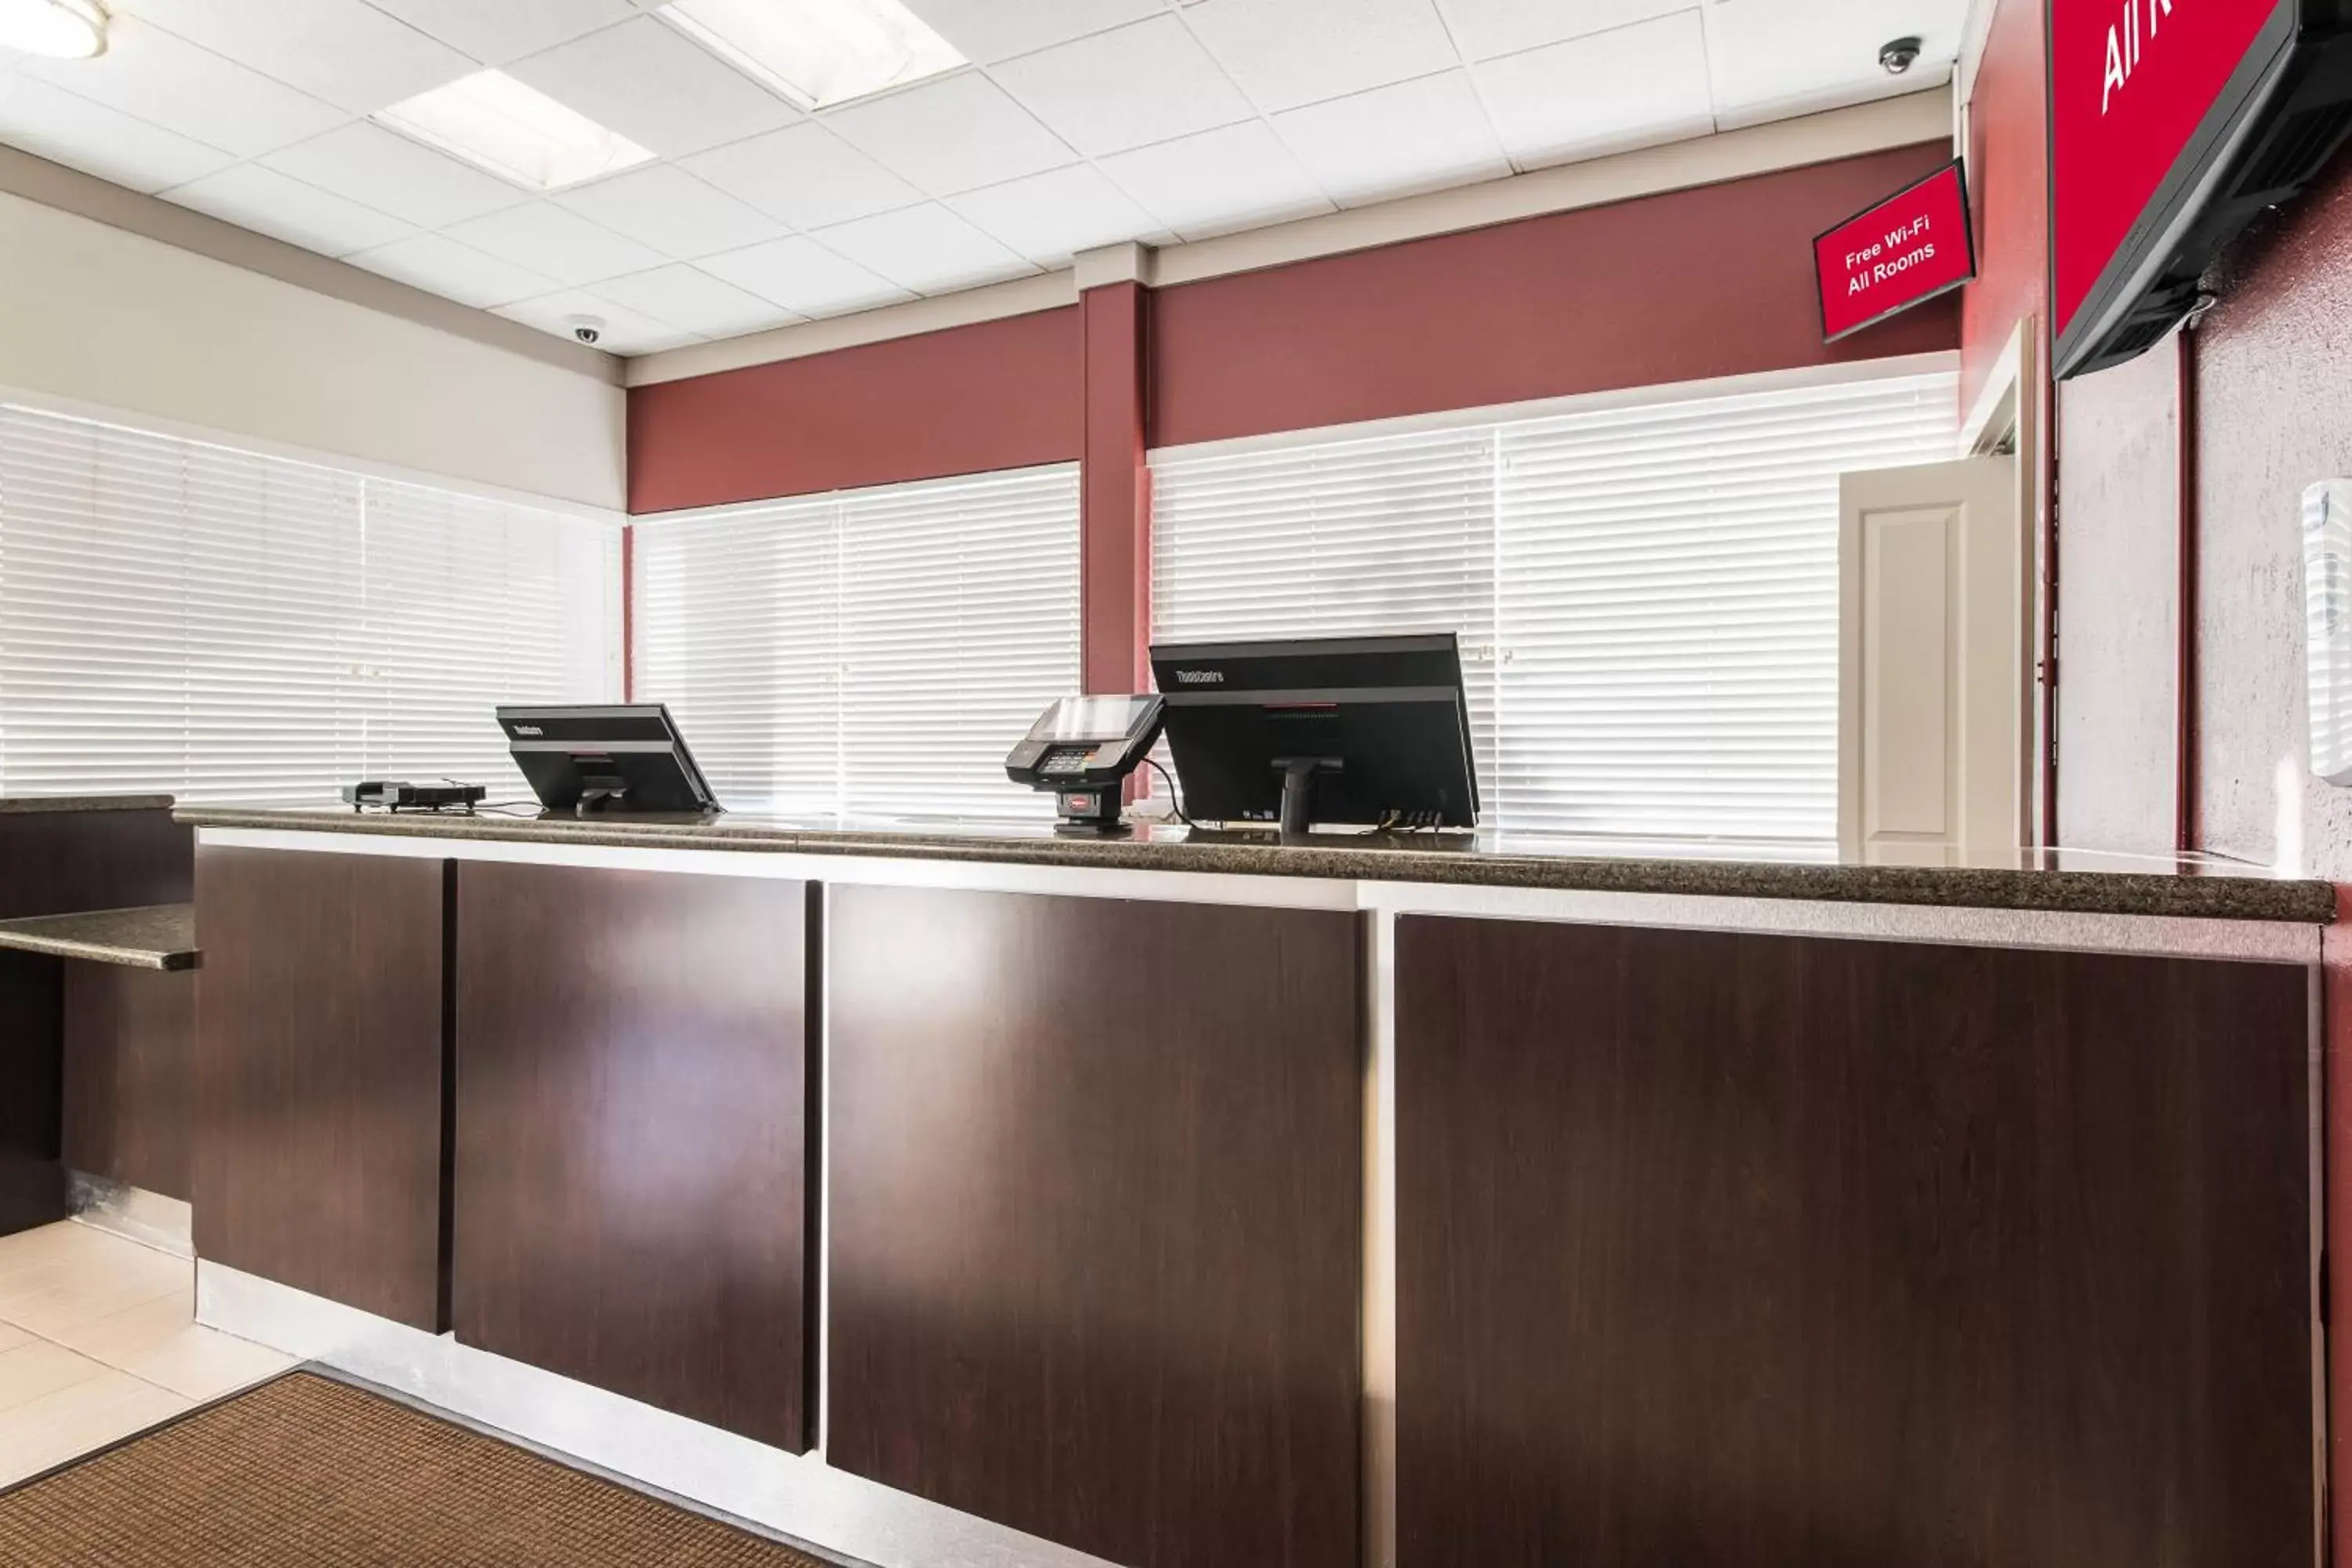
xmin=497 ymin=702 xmax=721 ymax=815
xmin=1149 ymin=632 xmax=1479 ymax=835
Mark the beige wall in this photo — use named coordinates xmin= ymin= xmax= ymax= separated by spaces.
xmin=0 ymin=190 xmax=624 ymax=512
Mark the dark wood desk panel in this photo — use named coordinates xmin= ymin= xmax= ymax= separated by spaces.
xmin=0 ymin=808 xmax=191 ymax=920
xmin=451 ymin=862 xmax=813 ymax=1453
xmin=192 ymin=846 xmax=447 ymax=1330
xmin=0 ymin=952 xmax=64 ymax=1234
xmin=1396 ymin=916 xmax=2314 ymax=1568
xmin=64 ymin=965 xmax=194 ymax=1200
xmin=0 ymin=806 xmax=191 ymax=1232
xmin=829 ymin=887 xmax=1363 ymax=1568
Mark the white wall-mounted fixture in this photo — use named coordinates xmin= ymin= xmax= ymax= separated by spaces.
xmin=659 ymin=0 xmax=964 ymax=111
xmin=2300 ymin=480 xmax=2352 ymax=784
xmin=0 ymin=0 xmax=106 ymax=59
xmin=373 ymin=71 xmax=655 ymax=193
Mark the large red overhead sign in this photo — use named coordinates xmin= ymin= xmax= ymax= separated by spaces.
xmin=1813 ymin=162 xmax=1976 ymax=342
xmin=2052 ymin=0 xmax=2279 ymax=342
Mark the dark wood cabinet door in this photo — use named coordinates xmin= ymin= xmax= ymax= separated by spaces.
xmin=828 ymin=886 xmax=1363 ymax=1568
xmin=64 ymin=965 xmax=194 ymax=1201
xmin=192 ymin=846 xmax=448 ymax=1331
xmin=452 ymin=862 xmax=813 ymax=1454
xmin=1397 ymin=916 xmax=2314 ymax=1568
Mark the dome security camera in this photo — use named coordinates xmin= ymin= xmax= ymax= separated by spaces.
xmin=1879 ymin=35 xmax=1924 ymax=74
xmin=563 ymin=314 xmax=606 ymax=346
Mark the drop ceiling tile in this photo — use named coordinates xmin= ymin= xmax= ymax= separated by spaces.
xmin=1272 ymin=70 xmax=1508 ymax=207
xmin=948 ymin=164 xmax=1165 ymax=267
xmin=347 ymin=231 xmax=561 ymax=307
xmin=1098 ymin=120 xmax=1334 ymax=241
xmin=18 ymin=16 xmax=346 ymax=158
xmin=362 ymin=0 xmax=639 ymax=65
xmin=507 ymin=15 xmax=799 ymax=158
xmin=684 ymin=123 xmax=922 ymax=230
xmin=1703 ymin=0 xmax=1963 ymax=129
xmin=814 ymin=202 xmax=1037 ymax=294
xmin=0 ymin=74 xmax=237 ymax=192
xmin=823 ymin=71 xmax=1074 ymax=197
xmin=898 ymin=0 xmax=1167 ymax=64
xmin=1436 ymin=0 xmax=1690 ymax=62
xmin=1474 ymin=11 xmax=1713 ymax=169
xmin=443 ymin=201 xmax=669 ymax=285
xmin=554 ymin=164 xmax=785 ymax=260
xmin=262 ymin=122 xmax=526 ymax=228
xmin=990 ymin=16 xmax=1253 ymax=158
xmin=162 ymin=164 xmax=417 ymax=256
xmin=697 ymin=236 xmax=913 ymax=318
xmin=497 ymin=287 xmax=698 ymax=354
xmin=1181 ymin=0 xmax=1460 ymax=113
xmin=590 ymin=263 xmax=803 ymax=338
xmin=112 ymin=0 xmax=474 ymax=114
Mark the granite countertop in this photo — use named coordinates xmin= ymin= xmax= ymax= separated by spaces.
xmin=174 ymin=804 xmax=2339 ymax=924
xmin=0 ymin=793 xmax=176 ymax=814
xmin=0 ymin=904 xmax=198 ymax=970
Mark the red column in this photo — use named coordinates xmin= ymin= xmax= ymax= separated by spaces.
xmin=1080 ymin=281 xmax=1150 ymax=695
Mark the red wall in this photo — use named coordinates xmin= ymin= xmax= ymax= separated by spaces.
xmin=1149 ymin=143 xmax=1958 ymax=449
xmin=626 ymin=144 xmax=1962 ymax=514
xmin=627 ymin=307 xmax=1082 ymax=514
xmin=1959 ymin=0 xmax=2048 ymax=417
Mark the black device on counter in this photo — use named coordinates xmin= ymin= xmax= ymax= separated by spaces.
xmin=341 ymin=780 xmax=486 ymax=812
xmin=497 ymin=703 xmax=720 ymax=816
xmin=1005 ymin=694 xmax=1166 ymax=832
xmin=1149 ymin=632 xmax=1479 ymax=838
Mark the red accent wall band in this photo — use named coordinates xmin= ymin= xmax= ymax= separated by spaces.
xmin=1081 ymin=281 xmax=1150 ymax=695
xmin=1148 ymin=143 xmax=1960 ymax=450
xmin=626 ymin=307 xmax=1083 ymax=515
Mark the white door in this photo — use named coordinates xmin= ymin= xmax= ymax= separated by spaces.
xmin=1838 ymin=457 xmax=2025 ymax=858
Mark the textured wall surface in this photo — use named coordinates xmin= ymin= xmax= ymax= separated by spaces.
xmin=2054 ymin=339 xmax=2177 ymax=854
xmin=2193 ymin=151 xmax=2352 ymax=877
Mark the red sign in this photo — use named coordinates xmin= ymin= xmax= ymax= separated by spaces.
xmin=2051 ymin=0 xmax=2278 ymax=338
xmin=1813 ymin=162 xmax=1976 ymax=342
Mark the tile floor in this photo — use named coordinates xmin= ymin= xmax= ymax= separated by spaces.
xmin=0 ymin=1218 xmax=293 ymax=1488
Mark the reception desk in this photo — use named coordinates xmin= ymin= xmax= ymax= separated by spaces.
xmin=176 ymin=805 xmax=2332 ymax=1568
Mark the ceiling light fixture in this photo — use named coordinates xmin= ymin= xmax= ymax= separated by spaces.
xmin=372 ymin=69 xmax=655 ymax=192
xmin=659 ymin=0 xmax=964 ymax=112
xmin=0 ymin=0 xmax=107 ymax=60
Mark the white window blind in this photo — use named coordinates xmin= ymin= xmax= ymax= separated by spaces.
xmin=633 ymin=463 xmax=1080 ymax=818
xmin=1151 ymin=370 xmax=1958 ymax=841
xmin=0 ymin=405 xmax=621 ymax=804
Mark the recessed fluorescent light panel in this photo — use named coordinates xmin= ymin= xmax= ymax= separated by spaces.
xmin=372 ymin=70 xmax=655 ymax=192
xmin=660 ymin=0 xmax=964 ymax=111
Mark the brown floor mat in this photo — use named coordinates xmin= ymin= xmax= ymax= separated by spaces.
xmin=0 ymin=1369 xmax=837 ymax=1566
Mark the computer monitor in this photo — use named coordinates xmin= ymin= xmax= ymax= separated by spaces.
xmin=496 ymin=703 xmax=721 ymax=815
xmin=1149 ymin=633 xmax=1479 ymax=837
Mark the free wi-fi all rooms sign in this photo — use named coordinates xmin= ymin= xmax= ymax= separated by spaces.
xmin=1812 ymin=160 xmax=1979 ymax=342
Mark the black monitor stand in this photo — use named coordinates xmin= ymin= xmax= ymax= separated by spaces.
xmin=1274 ymin=757 xmax=1343 ymax=840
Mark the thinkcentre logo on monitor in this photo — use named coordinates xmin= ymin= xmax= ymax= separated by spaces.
xmin=1174 ymin=670 xmax=1225 ymax=684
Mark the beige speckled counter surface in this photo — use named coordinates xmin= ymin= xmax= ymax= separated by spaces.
xmin=0 ymin=904 xmax=198 ymax=969
xmin=0 ymin=794 xmax=175 ymax=814
xmin=175 ymin=804 xmax=2338 ymax=924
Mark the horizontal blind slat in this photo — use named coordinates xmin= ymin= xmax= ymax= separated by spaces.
xmin=0 ymin=404 xmax=620 ymax=804
xmin=1149 ymin=372 xmax=1958 ymax=840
